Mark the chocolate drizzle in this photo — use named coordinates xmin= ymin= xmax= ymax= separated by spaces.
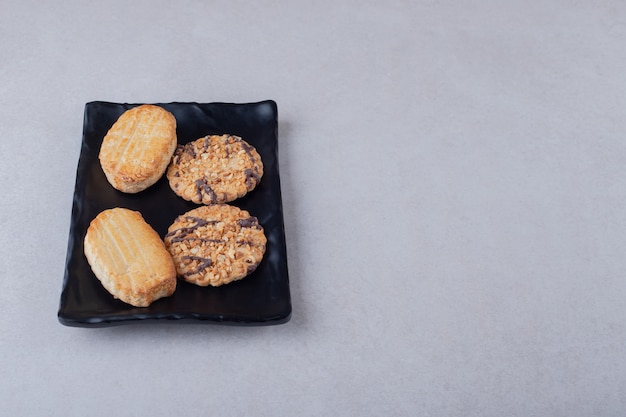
xmin=239 ymin=140 xmax=256 ymax=161
xmin=195 ymin=177 xmax=217 ymax=203
xmin=237 ymin=216 xmax=260 ymax=229
xmin=244 ymin=169 xmax=260 ymax=188
xmin=181 ymin=255 xmax=213 ymax=276
xmin=219 ymin=135 xmax=233 ymax=158
xmin=165 ymin=216 xmax=219 ymax=242
xmin=172 ymin=145 xmax=184 ymax=164
xmin=246 ymin=262 xmax=260 ymax=274
xmin=237 ymin=139 xmax=262 ymax=187
xmin=184 ymin=142 xmax=197 ymax=158
xmin=170 ymin=236 xmax=224 ymax=244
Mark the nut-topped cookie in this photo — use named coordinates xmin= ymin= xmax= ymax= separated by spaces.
xmin=166 ymin=134 xmax=263 ymax=204
xmin=164 ymin=204 xmax=267 ymax=287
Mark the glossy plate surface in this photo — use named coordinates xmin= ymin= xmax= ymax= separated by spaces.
xmin=59 ymin=101 xmax=291 ymax=327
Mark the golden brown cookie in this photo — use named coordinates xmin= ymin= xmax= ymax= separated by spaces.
xmin=166 ymin=134 xmax=263 ymax=204
xmin=99 ymin=104 xmax=177 ymax=193
xmin=83 ymin=208 xmax=177 ymax=307
xmin=164 ymin=204 xmax=267 ymax=287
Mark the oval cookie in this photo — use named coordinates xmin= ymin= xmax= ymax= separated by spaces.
xmin=166 ymin=134 xmax=263 ymax=204
xmin=164 ymin=204 xmax=267 ymax=287
xmin=99 ymin=104 xmax=177 ymax=193
xmin=84 ymin=208 xmax=177 ymax=307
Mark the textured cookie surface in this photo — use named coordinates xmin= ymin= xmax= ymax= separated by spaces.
xmin=164 ymin=204 xmax=267 ymax=287
xmin=99 ymin=104 xmax=177 ymax=193
xmin=84 ymin=208 xmax=177 ymax=307
xmin=166 ymin=134 xmax=263 ymax=204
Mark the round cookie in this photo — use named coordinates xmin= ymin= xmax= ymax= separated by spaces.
xmin=167 ymin=134 xmax=263 ymax=204
xmin=164 ymin=204 xmax=267 ymax=287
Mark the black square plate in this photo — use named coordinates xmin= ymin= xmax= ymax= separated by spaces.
xmin=58 ymin=101 xmax=291 ymax=327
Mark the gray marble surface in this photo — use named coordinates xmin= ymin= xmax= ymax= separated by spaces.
xmin=1 ymin=1 xmax=626 ymax=416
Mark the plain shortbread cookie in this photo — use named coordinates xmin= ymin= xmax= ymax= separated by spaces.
xmin=84 ymin=207 xmax=177 ymax=307
xmin=99 ymin=104 xmax=177 ymax=193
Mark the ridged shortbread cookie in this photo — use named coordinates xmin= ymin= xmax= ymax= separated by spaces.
xmin=84 ymin=208 xmax=177 ymax=307
xmin=99 ymin=104 xmax=177 ymax=193
xmin=164 ymin=204 xmax=267 ymax=287
xmin=166 ymin=134 xmax=263 ymax=204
